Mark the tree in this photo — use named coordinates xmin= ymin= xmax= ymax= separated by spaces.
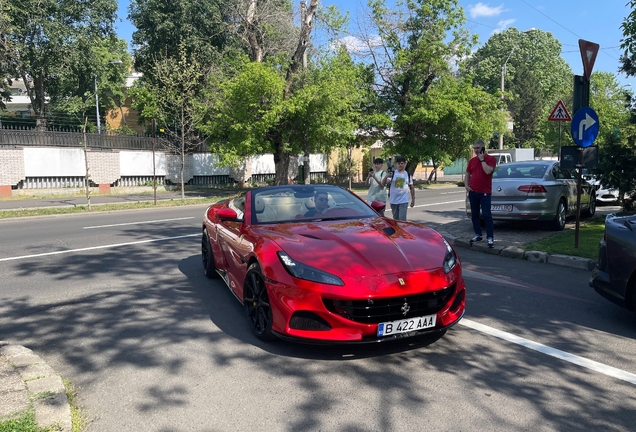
xmin=3 ymin=0 xmax=121 ymax=129
xmin=597 ymin=130 xmax=636 ymax=210
xmin=354 ymin=0 xmax=500 ymax=176
xmin=508 ymin=62 xmax=543 ymax=148
xmin=207 ymin=45 xmax=372 ymax=184
xmin=0 ymin=0 xmax=15 ymax=108
xmin=130 ymin=42 xmax=209 ymax=200
xmin=462 ymin=28 xmax=572 ymax=150
xmin=129 ymin=0 xmax=241 ymax=77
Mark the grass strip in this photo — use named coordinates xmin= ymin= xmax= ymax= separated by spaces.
xmin=524 ymin=218 xmax=605 ymax=260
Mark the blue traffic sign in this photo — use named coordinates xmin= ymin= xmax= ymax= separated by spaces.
xmin=571 ymin=107 xmax=599 ymax=148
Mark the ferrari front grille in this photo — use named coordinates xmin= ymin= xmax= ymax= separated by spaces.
xmin=323 ymin=284 xmax=456 ymax=324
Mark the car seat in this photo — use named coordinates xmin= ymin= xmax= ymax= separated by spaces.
xmin=254 ymin=196 xmax=277 ymax=222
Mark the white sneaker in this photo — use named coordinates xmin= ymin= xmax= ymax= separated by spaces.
xmin=487 ymin=237 xmax=494 ymax=247
xmin=470 ymin=235 xmax=482 ymax=243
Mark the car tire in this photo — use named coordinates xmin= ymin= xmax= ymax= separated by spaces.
xmin=550 ymin=199 xmax=567 ymax=231
xmin=583 ymin=195 xmax=596 ymax=217
xmin=201 ymin=229 xmax=218 ymax=279
xmin=244 ymin=263 xmax=276 ymax=341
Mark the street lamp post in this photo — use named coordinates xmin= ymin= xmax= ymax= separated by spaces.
xmin=95 ymin=60 xmax=123 ymax=134
xmin=499 ymin=28 xmax=535 ymax=149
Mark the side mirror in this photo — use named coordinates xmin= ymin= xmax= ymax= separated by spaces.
xmin=370 ymin=200 xmax=386 ymax=213
xmin=216 ymin=208 xmax=238 ymax=221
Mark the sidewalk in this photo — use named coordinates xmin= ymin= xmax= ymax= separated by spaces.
xmin=0 ymin=343 xmax=72 ymax=430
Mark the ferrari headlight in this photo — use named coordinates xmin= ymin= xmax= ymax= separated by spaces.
xmin=442 ymin=238 xmax=457 ymax=274
xmin=277 ymin=252 xmax=344 ymax=286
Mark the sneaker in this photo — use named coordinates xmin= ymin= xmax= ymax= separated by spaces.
xmin=470 ymin=235 xmax=482 ymax=243
xmin=487 ymin=237 xmax=494 ymax=247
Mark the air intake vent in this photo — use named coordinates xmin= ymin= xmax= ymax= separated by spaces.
xmin=289 ymin=311 xmax=332 ymax=331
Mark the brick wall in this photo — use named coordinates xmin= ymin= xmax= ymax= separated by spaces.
xmin=166 ymin=154 xmax=193 ymax=184
xmin=0 ymin=148 xmax=25 ymax=186
xmin=87 ymin=150 xmax=120 ymax=185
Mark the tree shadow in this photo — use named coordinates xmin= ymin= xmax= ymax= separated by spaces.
xmin=0 ymin=230 xmax=635 ymax=431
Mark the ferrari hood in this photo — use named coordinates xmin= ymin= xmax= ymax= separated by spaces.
xmin=253 ymin=219 xmax=448 ymax=277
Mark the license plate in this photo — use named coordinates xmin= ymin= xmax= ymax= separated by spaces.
xmin=377 ymin=314 xmax=437 ymax=337
xmin=491 ymin=204 xmax=513 ymax=212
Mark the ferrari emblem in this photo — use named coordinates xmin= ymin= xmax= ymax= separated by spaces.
xmin=401 ymin=302 xmax=410 ymax=316
xmin=398 ymin=278 xmax=405 ymax=286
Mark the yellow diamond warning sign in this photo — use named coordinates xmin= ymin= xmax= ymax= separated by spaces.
xmin=548 ymin=100 xmax=571 ymax=122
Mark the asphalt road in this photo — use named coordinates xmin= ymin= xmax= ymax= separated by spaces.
xmin=1 ymin=188 xmax=635 ymax=431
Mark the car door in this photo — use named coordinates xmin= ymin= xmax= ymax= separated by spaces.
xmin=216 ymin=195 xmax=252 ymax=295
xmin=552 ymin=165 xmax=578 ymax=215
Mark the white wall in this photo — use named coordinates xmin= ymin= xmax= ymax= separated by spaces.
xmin=193 ymin=153 xmax=231 ymax=175
xmin=24 ymin=148 xmax=86 ymax=176
xmin=120 ymin=151 xmax=167 ymax=176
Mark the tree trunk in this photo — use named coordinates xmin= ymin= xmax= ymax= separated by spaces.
xmin=273 ymin=133 xmax=290 ymax=185
xmin=246 ymin=0 xmax=263 ymax=62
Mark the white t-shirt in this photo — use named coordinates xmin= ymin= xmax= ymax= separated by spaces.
xmin=388 ymin=170 xmax=412 ymax=205
xmin=367 ymin=170 xmax=387 ymax=203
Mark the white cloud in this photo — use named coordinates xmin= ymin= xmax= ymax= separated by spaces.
xmin=493 ymin=18 xmax=516 ymax=34
xmin=335 ymin=35 xmax=383 ymax=54
xmin=469 ymin=3 xmax=506 ymax=18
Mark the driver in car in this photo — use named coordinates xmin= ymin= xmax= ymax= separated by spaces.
xmin=304 ymin=191 xmax=329 ymax=216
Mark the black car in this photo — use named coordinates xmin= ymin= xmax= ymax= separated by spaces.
xmin=590 ymin=212 xmax=636 ymax=311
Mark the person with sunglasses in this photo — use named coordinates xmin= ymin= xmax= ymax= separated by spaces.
xmin=465 ymin=140 xmax=496 ymax=247
xmin=304 ymin=191 xmax=330 ymax=216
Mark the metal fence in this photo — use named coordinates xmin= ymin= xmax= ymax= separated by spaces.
xmin=0 ymin=127 xmax=208 ymax=151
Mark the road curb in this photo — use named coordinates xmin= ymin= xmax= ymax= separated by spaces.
xmin=441 ymin=232 xmax=597 ymax=271
xmin=0 ymin=342 xmax=72 ymax=431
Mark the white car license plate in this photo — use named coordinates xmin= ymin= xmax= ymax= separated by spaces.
xmin=491 ymin=204 xmax=513 ymax=212
xmin=377 ymin=314 xmax=437 ymax=337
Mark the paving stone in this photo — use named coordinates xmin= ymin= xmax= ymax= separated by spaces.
xmin=547 ymin=254 xmax=596 ymax=271
xmin=18 ymin=362 xmax=56 ymax=381
xmin=34 ymin=393 xmax=72 ymax=431
xmin=0 ymin=345 xmax=33 ymax=358
xmin=27 ymin=375 xmax=65 ymax=395
xmin=525 ymin=250 xmax=548 ymax=263
xmin=10 ymin=353 xmax=42 ymax=368
xmin=500 ymin=246 xmax=525 ymax=259
xmin=0 ymin=388 xmax=30 ymax=418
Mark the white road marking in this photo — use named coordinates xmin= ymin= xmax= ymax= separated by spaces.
xmin=386 ymin=199 xmax=464 ymax=212
xmin=83 ymin=217 xmax=195 ymax=229
xmin=440 ymin=191 xmax=466 ymax=195
xmin=460 ymin=318 xmax=636 ymax=385
xmin=0 ymin=234 xmax=199 ymax=262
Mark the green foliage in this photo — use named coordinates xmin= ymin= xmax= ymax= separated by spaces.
xmin=129 ymin=0 xmax=240 ymax=77
xmin=508 ymin=62 xmax=543 ymax=147
xmin=589 ymin=71 xmax=632 ymax=148
xmin=462 ymin=28 xmax=572 ymax=150
xmin=597 ymin=129 xmax=636 ymax=210
xmin=3 ymin=0 xmax=124 ymax=126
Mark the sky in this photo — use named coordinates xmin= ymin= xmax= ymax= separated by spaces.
xmin=115 ymin=0 xmax=633 ymax=86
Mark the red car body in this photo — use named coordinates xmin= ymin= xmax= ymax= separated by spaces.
xmin=201 ymin=185 xmax=466 ymax=343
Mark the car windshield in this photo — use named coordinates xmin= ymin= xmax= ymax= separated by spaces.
xmin=493 ymin=164 xmax=548 ymax=179
xmin=252 ymin=185 xmax=378 ymax=224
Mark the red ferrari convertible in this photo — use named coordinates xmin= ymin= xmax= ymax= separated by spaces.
xmin=201 ymin=184 xmax=466 ymax=343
